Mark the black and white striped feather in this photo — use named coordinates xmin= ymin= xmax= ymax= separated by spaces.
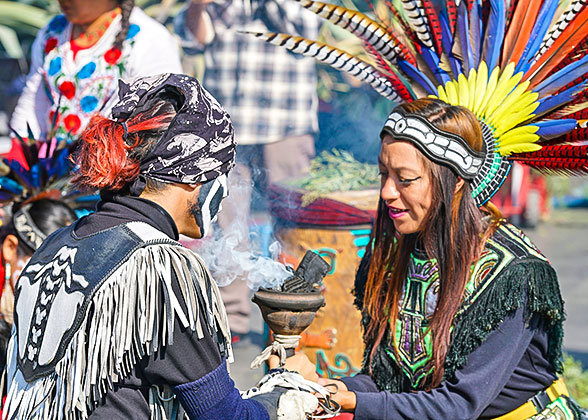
xmin=245 ymin=31 xmax=402 ymax=101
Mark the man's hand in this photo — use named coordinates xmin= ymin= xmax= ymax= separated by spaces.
xmin=268 ymin=352 xmax=319 ymax=382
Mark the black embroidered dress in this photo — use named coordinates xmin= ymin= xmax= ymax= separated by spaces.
xmin=341 ymin=222 xmax=581 ymax=420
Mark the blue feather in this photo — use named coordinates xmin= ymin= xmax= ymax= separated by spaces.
xmin=454 ymin=1 xmax=474 ymax=73
xmin=0 ymin=178 xmax=24 ymax=195
xmin=534 ymin=54 xmax=588 ymax=96
xmin=534 ymin=83 xmax=588 ymax=115
xmin=4 ymin=159 xmax=33 ymax=188
xmin=516 ymin=0 xmax=559 ymax=74
xmin=0 ymin=192 xmax=14 ymax=202
xmin=534 ymin=119 xmax=578 ymax=139
xmin=30 ymin=164 xmax=42 ymax=189
xmin=398 ymin=60 xmax=438 ymax=95
xmin=481 ymin=0 xmax=505 ymax=71
xmin=439 ymin=13 xmax=462 ymax=76
xmin=420 ymin=47 xmax=452 ymax=85
xmin=469 ymin=0 xmax=482 ymax=68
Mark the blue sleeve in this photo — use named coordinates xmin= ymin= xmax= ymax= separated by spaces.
xmin=173 ymin=361 xmax=269 ymax=420
xmin=341 ymin=374 xmax=379 ymax=393
xmin=352 ymin=306 xmax=535 ymax=420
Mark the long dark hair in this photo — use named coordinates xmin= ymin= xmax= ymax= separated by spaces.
xmin=114 ymin=0 xmax=135 ymax=50
xmin=363 ymin=98 xmax=502 ymax=389
xmin=1 ymin=199 xmax=77 ymax=255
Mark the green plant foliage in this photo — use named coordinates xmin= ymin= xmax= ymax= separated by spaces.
xmin=563 ymin=354 xmax=588 ymax=407
xmin=289 ymin=149 xmax=379 ymax=205
xmin=0 ymin=0 xmax=54 ymax=60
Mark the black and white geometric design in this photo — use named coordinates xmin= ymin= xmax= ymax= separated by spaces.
xmin=382 ymin=111 xmax=485 ymax=179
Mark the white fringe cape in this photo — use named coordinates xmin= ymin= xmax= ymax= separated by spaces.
xmin=3 ymin=222 xmax=233 ymax=420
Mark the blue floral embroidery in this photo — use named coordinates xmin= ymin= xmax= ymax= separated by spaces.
xmin=48 ymin=57 xmax=62 ymax=76
xmin=77 ymin=62 xmax=97 ymax=79
xmin=80 ymin=96 xmax=99 ymax=113
xmin=48 ymin=15 xmax=68 ymax=33
xmin=126 ymin=24 xmax=140 ymax=39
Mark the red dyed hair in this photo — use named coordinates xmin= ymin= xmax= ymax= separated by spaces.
xmin=73 ymin=109 xmax=174 ymax=191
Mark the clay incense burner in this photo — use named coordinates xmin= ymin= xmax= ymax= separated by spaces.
xmin=252 ymin=251 xmax=329 ymax=355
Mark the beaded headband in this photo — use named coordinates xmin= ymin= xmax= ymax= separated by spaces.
xmin=381 ymin=108 xmax=511 ymax=206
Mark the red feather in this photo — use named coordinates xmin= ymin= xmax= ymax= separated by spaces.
xmin=502 ymin=0 xmax=542 ymax=66
xmin=552 ymin=36 xmax=588 ymax=74
xmin=384 ymin=0 xmax=421 ymax=49
xmin=504 ymin=0 xmax=517 ymax=34
xmin=525 ymin=6 xmax=588 ymax=85
xmin=540 ymin=127 xmax=588 ymax=146
xmin=364 ymin=42 xmax=414 ymax=100
xmin=447 ymin=0 xmax=457 ymax=35
xmin=510 ymin=145 xmax=588 ymax=174
xmin=563 ymin=108 xmax=588 ymax=121
xmin=422 ymin=0 xmax=443 ymax=55
xmin=553 ymin=73 xmax=588 ymax=96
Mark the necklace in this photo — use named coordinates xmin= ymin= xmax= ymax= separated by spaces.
xmin=71 ymin=8 xmax=121 ymax=48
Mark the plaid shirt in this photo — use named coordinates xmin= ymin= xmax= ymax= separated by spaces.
xmin=175 ymin=0 xmax=319 ymax=145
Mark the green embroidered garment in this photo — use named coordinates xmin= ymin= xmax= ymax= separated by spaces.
xmin=356 ymin=222 xmax=565 ymax=393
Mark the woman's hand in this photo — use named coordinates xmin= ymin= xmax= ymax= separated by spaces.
xmin=329 ymin=390 xmax=357 ymax=411
xmin=317 ymin=377 xmax=347 ymax=391
xmin=268 ymin=352 xmax=319 ymax=382
xmin=316 ymin=378 xmax=356 ymax=411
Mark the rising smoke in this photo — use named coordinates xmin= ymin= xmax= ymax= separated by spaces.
xmin=196 ymin=219 xmax=292 ymax=291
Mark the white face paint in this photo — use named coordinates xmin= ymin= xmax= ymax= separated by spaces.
xmin=193 ymin=174 xmax=229 ymax=238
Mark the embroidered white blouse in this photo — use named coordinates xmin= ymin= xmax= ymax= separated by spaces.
xmin=10 ymin=7 xmax=183 ymax=144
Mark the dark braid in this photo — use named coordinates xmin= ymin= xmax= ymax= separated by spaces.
xmin=114 ymin=0 xmax=135 ymax=50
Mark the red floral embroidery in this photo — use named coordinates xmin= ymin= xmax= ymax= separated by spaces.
xmin=44 ymin=37 xmax=58 ymax=54
xmin=104 ymin=47 xmax=122 ymax=65
xmin=58 ymin=81 xmax=76 ymax=100
xmin=63 ymin=114 xmax=81 ymax=133
xmin=48 ymin=109 xmax=60 ymax=125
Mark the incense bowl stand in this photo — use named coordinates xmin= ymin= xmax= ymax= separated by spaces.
xmin=251 ymin=289 xmax=325 ymax=366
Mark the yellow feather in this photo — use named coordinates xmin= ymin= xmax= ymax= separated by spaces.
xmin=477 ymin=65 xmax=501 ymax=118
xmin=445 ymin=80 xmax=459 ymax=105
xmin=499 ymin=143 xmax=543 ymax=155
xmin=488 ymin=82 xmax=533 ymax=128
xmin=458 ymin=74 xmax=469 ymax=107
xmin=494 ymin=93 xmax=539 ymax=131
xmin=473 ymin=62 xmax=489 ymax=116
xmin=485 ymin=65 xmax=522 ymax=119
xmin=436 ymin=85 xmax=448 ymax=102
xmin=494 ymin=100 xmax=540 ymax=138
xmin=467 ymin=68 xmax=477 ymax=110
xmin=497 ymin=125 xmax=539 ymax=148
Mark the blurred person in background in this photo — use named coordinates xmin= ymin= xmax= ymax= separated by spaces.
xmin=174 ymin=0 xmax=321 ymax=342
xmin=0 ymin=199 xmax=77 ymax=416
xmin=0 ymin=199 xmax=77 ymax=360
xmin=7 ymin=0 xmax=182 ymax=160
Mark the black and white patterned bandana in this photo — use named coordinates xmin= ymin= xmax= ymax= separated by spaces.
xmin=111 ymin=73 xmax=236 ymax=195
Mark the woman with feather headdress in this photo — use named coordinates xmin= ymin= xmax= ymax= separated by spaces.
xmin=254 ymin=0 xmax=588 ymax=418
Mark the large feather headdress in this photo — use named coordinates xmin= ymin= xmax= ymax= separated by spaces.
xmin=0 ymin=126 xmax=83 ymax=250
xmin=248 ymin=0 xmax=588 ymax=205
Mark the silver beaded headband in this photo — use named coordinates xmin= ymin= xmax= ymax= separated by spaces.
xmin=380 ymin=109 xmax=511 ymax=207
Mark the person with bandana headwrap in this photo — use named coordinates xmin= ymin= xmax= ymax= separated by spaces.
xmin=2 ymin=73 xmax=316 ymax=420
